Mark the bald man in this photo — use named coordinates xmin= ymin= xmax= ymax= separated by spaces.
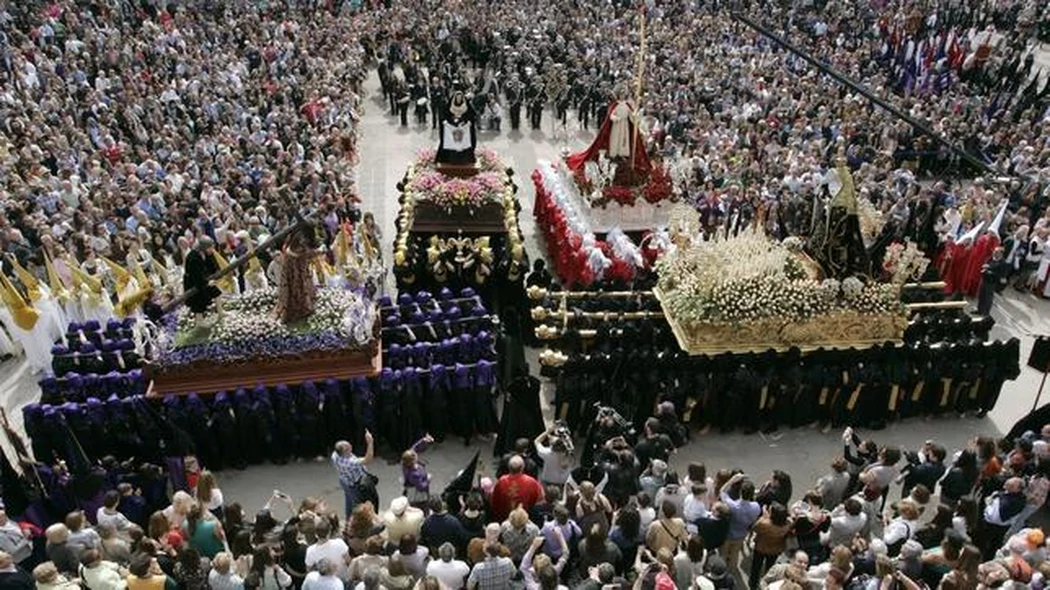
xmin=490 ymin=455 xmax=543 ymax=523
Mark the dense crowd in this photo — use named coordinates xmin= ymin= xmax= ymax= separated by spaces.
xmin=0 ymin=0 xmax=1049 ymax=589
xmin=0 ymin=0 xmax=369 ymax=322
xmin=2 ymin=401 xmax=1049 ymax=590
xmin=2 ymin=0 xmax=1050 ymax=335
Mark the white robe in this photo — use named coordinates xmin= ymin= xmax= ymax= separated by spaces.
xmin=0 ymin=308 xmax=52 ymax=373
xmin=608 ymin=101 xmax=634 ymax=159
xmin=79 ymin=291 xmax=115 ymax=325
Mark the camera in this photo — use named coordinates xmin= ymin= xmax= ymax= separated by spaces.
xmin=550 ymin=420 xmax=574 ymax=455
xmin=594 ymin=403 xmax=631 ymax=430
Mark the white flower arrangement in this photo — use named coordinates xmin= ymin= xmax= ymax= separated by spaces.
xmin=177 ymin=287 xmax=375 ymax=346
xmin=840 ymin=276 xmax=864 ymax=300
xmin=882 ymin=240 xmax=930 ymax=285
xmin=656 ymin=229 xmax=907 ymax=325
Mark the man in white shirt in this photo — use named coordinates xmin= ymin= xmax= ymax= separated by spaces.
xmin=96 ymin=491 xmax=132 ymax=534
xmin=426 ymin=543 xmax=469 ymax=589
xmin=533 ymin=427 xmax=574 ymax=486
xmin=304 ymin=520 xmax=350 ymax=581
xmin=822 ymin=498 xmax=868 ymax=548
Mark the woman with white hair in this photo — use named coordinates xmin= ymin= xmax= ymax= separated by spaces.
xmin=45 ymin=524 xmax=79 ymax=577
xmin=302 ymin=558 xmax=343 ymax=590
xmin=31 ymin=561 xmax=80 ymax=590
xmin=163 ymin=491 xmax=195 ymax=530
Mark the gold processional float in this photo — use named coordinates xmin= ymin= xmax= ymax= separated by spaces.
xmin=533 ymin=157 xmax=958 ymax=361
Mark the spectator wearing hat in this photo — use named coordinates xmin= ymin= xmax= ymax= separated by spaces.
xmin=697 ymin=554 xmax=733 ymax=590
xmin=384 ymin=497 xmax=426 ymax=549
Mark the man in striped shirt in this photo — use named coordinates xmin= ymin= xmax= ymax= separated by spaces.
xmin=331 ymin=430 xmax=373 ymax=518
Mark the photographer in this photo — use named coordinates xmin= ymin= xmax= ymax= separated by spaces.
xmin=898 ymin=441 xmax=948 ymax=499
xmin=581 ymin=405 xmax=635 ymax=469
xmin=534 ymin=422 xmax=575 ymax=486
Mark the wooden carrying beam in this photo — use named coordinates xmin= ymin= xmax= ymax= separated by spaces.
xmin=530 ymin=282 xmax=944 ymax=301
xmin=163 ymin=211 xmax=317 ymax=313
xmin=527 ymin=286 xmax=654 ymax=300
xmin=904 ymin=301 xmax=969 ymax=311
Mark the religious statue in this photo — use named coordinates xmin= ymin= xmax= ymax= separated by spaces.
xmin=435 ymin=91 xmax=478 ymax=167
xmin=806 ymin=156 xmax=870 ymax=279
xmin=275 ymin=223 xmax=321 ymax=324
xmin=565 ymin=88 xmax=652 ymax=187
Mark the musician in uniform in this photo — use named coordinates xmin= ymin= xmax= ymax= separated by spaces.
xmin=526 ymin=75 xmax=545 ymax=130
xmin=505 ymin=72 xmax=524 ymax=131
xmin=396 ymin=79 xmax=411 ymax=127
xmin=429 ymin=77 xmax=447 ymax=130
xmin=411 ymin=78 xmax=429 ymax=126
xmin=548 ymin=64 xmax=570 ymax=128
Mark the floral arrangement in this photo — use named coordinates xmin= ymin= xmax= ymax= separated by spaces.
xmin=881 ymin=240 xmax=930 ymax=285
xmin=569 ymin=157 xmax=675 ymax=209
xmin=393 ymin=150 xmax=526 ymax=285
xmin=406 ymin=149 xmax=509 ymax=211
xmin=158 ymin=287 xmax=376 ymax=368
xmin=858 ymin=197 xmax=886 ymax=244
xmin=655 ymin=228 xmax=907 ymax=325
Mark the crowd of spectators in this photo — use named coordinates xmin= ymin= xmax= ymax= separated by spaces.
xmin=2 ymin=410 xmax=1048 ymax=590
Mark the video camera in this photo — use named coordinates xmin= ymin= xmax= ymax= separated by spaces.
xmin=550 ymin=419 xmax=574 ymax=455
xmin=593 ymin=403 xmax=634 ymax=438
